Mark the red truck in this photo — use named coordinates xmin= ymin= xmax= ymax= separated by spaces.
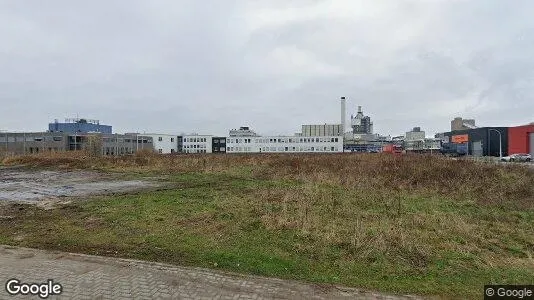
xmin=383 ymin=144 xmax=403 ymax=154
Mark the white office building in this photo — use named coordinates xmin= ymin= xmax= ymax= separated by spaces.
xmin=183 ymin=135 xmax=213 ymax=153
xmin=226 ymin=136 xmax=343 ymax=153
xmin=138 ymin=134 xmax=178 ymax=154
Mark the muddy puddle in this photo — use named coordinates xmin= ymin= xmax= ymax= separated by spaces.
xmin=0 ymin=167 xmax=158 ymax=203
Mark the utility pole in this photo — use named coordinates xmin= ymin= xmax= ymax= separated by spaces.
xmin=488 ymin=129 xmax=502 ymax=158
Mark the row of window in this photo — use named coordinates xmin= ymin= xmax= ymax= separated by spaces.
xmin=212 ymin=138 xmax=226 ymax=144
xmin=183 ymin=137 xmax=208 ymax=143
xmin=184 ymin=149 xmax=208 ymax=153
xmin=184 ymin=144 xmax=207 ymax=149
xmin=227 ymin=146 xmax=339 ymax=152
xmin=102 ymin=138 xmax=151 ymax=143
xmin=0 ymin=136 xmax=64 ymax=142
xmin=227 ymin=137 xmax=339 ymax=144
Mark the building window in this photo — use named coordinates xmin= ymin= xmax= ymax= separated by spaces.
xmin=158 ymin=137 xmax=163 ymax=142
xmin=171 ymin=138 xmax=175 ymax=142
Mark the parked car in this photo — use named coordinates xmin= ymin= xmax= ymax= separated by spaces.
xmin=440 ymin=143 xmax=468 ymax=157
xmin=500 ymin=153 xmax=532 ymax=162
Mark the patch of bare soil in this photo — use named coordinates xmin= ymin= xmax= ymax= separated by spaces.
xmin=0 ymin=167 xmax=158 ymax=208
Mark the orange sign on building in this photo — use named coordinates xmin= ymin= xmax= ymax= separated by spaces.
xmin=452 ymin=134 xmax=469 ymax=143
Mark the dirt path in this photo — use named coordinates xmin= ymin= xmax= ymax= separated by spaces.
xmin=0 ymin=245 xmax=423 ymax=300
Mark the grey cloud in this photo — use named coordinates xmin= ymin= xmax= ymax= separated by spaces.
xmin=1 ymin=0 xmax=533 ymax=136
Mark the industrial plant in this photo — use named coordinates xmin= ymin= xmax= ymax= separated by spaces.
xmin=1 ymin=97 xmax=533 ymax=159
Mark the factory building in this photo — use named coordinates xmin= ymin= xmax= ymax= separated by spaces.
xmin=49 ymin=118 xmax=112 ymax=134
xmin=351 ymin=106 xmax=373 ymax=134
xmin=138 ymin=134 xmax=178 ymax=154
xmin=403 ymin=127 xmax=441 ymax=153
xmin=182 ymin=135 xmax=213 ymax=153
xmin=343 ymin=104 xmax=392 ymax=152
xmin=299 ymin=124 xmax=343 ymax=137
xmin=451 ymin=117 xmax=476 ymax=131
xmin=226 ymin=135 xmax=343 ymax=153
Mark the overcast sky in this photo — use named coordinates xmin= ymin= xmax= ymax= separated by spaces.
xmin=1 ymin=0 xmax=533 ymax=136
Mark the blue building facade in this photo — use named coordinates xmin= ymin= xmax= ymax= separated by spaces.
xmin=48 ymin=119 xmax=112 ymax=134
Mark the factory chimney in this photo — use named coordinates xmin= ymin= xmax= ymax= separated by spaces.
xmin=358 ymin=106 xmax=362 ymax=113
xmin=340 ymin=97 xmax=346 ymax=134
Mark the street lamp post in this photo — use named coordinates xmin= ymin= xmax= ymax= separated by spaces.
xmin=488 ymin=129 xmax=502 ymax=158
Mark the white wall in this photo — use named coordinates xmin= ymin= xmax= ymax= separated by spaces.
xmin=139 ymin=134 xmax=177 ymax=154
xmin=405 ymin=131 xmax=425 ymax=141
xmin=183 ymin=135 xmax=212 ymax=153
xmin=226 ymin=136 xmax=343 ymax=153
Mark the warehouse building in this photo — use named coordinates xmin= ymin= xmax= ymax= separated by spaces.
xmin=508 ymin=124 xmax=534 ymax=156
xmin=443 ymin=127 xmax=509 ymax=157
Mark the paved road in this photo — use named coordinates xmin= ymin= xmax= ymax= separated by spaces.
xmin=0 ymin=245 xmax=422 ymax=300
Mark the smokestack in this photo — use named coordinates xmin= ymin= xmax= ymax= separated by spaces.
xmin=340 ymin=97 xmax=346 ymax=134
xmin=358 ymin=106 xmax=362 ymax=113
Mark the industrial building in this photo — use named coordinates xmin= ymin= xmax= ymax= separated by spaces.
xmin=351 ymin=106 xmax=373 ymax=135
xmin=404 ymin=127 xmax=441 ymax=153
xmin=343 ymin=103 xmax=392 ymax=152
xmin=451 ymin=117 xmax=476 ymax=131
xmin=0 ymin=132 xmax=68 ymax=154
xmin=4 ymin=100 xmax=530 ymax=158
xmin=49 ymin=118 xmax=112 ymax=134
xmin=299 ymin=124 xmax=343 ymax=137
xmin=508 ymin=124 xmax=534 ymax=156
xmin=443 ymin=127 xmax=509 ymax=157
xmin=0 ymin=132 xmax=153 ymax=156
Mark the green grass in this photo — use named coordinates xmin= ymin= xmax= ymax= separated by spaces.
xmin=1 ymin=171 xmax=533 ymax=299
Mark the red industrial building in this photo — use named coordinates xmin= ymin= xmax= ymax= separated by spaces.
xmin=508 ymin=124 xmax=534 ymax=155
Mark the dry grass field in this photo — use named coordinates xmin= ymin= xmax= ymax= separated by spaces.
xmin=1 ymin=151 xmax=533 ymax=298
